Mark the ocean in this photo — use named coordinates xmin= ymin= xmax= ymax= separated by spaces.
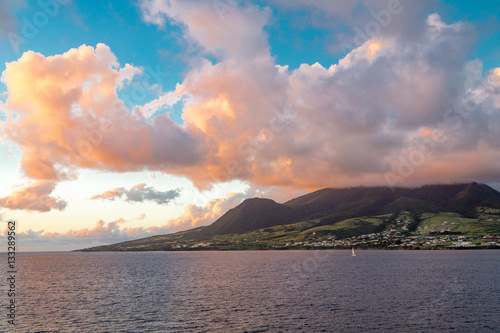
xmin=1 ymin=250 xmax=499 ymax=332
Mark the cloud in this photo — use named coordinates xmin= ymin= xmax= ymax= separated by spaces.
xmin=0 ymin=181 xmax=67 ymax=212
xmin=30 ymin=217 xmax=127 ymax=239
xmin=139 ymin=2 xmax=500 ymax=189
xmin=267 ymin=0 xmax=436 ymax=47
xmin=0 ymin=218 xmax=144 ymax=251
xmin=91 ymin=183 xmax=181 ymax=205
xmin=140 ymin=0 xmax=271 ymax=60
xmin=1 ymin=44 xmax=202 ymax=182
xmin=0 ymin=218 xmax=130 ymax=251
xmin=163 ymin=190 xmax=253 ymax=231
xmin=0 ymin=186 xmax=260 ymax=251
xmin=0 ymin=43 xmax=201 ymax=210
xmin=1 ymin=1 xmax=500 ymax=216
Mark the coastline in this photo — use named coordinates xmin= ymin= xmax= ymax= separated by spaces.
xmin=74 ymin=245 xmax=500 ymax=252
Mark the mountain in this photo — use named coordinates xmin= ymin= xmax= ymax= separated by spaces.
xmin=198 ymin=198 xmax=303 ymax=237
xmin=283 ymin=182 xmax=500 ymax=224
xmin=284 ymin=186 xmax=400 ymax=223
xmin=79 ymin=182 xmax=500 ymax=251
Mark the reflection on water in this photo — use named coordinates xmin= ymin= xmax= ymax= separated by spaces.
xmin=0 ymin=250 xmax=498 ymax=332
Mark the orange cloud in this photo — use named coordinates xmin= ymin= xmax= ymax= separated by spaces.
xmin=2 ymin=6 xmax=500 ymax=216
xmin=164 ymin=196 xmax=230 ymax=231
xmin=0 ymin=44 xmax=201 ymax=211
xmin=3 ymin=191 xmax=246 ymax=242
xmin=40 ymin=218 xmax=127 ymax=239
xmin=90 ymin=188 xmax=124 ymax=200
xmin=1 ymin=44 xmax=201 ymax=182
xmin=7 ymin=189 xmax=252 ymax=242
xmin=0 ymin=181 xmax=66 ymax=212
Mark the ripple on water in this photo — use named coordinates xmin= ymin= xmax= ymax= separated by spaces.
xmin=0 ymin=250 xmax=498 ymax=332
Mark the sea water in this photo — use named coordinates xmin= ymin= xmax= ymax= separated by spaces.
xmin=0 ymin=250 xmax=498 ymax=332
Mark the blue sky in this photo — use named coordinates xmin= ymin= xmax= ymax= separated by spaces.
xmin=0 ymin=0 xmax=499 ymax=251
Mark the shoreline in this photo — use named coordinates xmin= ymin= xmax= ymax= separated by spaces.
xmin=74 ymin=246 xmax=500 ymax=253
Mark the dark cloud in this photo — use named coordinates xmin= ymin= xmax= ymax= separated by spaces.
xmin=91 ymin=183 xmax=181 ymax=205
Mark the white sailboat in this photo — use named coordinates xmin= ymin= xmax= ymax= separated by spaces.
xmin=351 ymin=247 xmax=356 ymax=256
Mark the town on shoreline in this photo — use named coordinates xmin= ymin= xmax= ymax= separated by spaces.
xmin=80 ymin=207 xmax=500 ymax=252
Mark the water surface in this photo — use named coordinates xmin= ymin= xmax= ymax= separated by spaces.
xmin=1 ymin=250 xmax=498 ymax=332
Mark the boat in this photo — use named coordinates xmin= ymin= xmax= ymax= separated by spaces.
xmin=351 ymin=247 xmax=356 ymax=256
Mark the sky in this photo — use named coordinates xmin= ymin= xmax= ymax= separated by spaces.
xmin=0 ymin=0 xmax=499 ymax=251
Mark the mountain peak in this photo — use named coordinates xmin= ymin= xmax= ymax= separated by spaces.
xmin=199 ymin=197 xmax=301 ymax=237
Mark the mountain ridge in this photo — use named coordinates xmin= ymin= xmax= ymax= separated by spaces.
xmin=79 ymin=182 xmax=500 ymax=251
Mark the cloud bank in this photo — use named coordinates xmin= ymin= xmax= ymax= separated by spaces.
xmin=139 ymin=0 xmax=500 ymax=190
xmin=0 ymin=190 xmax=254 ymax=250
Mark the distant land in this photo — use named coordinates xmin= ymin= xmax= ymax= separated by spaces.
xmin=79 ymin=182 xmax=500 ymax=251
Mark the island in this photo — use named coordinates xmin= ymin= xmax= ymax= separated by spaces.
xmin=78 ymin=183 xmax=500 ymax=251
